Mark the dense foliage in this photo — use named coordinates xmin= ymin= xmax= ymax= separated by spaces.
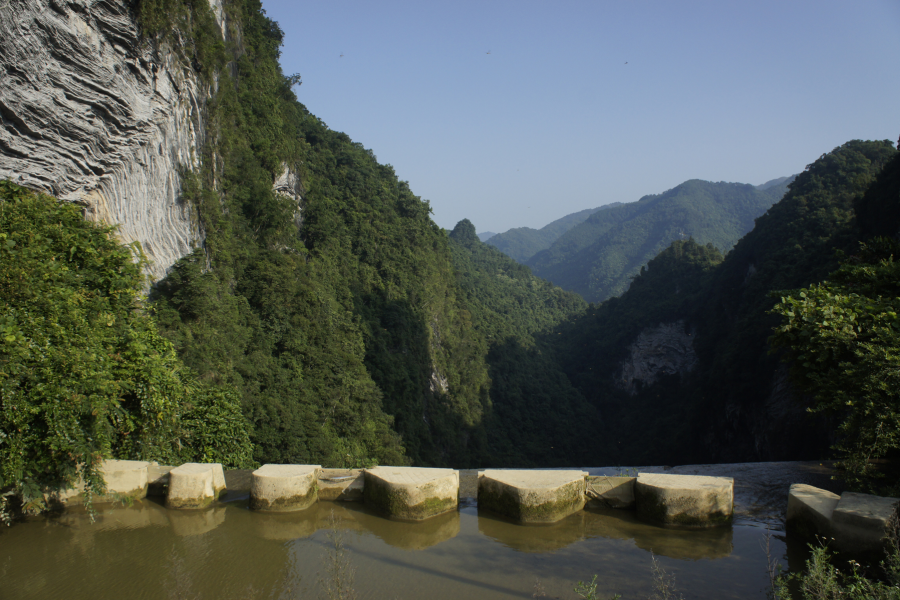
xmin=554 ymin=141 xmax=896 ymax=465
xmin=0 ymin=182 xmax=252 ymax=508
xmin=135 ymin=0 xmax=500 ymax=468
xmin=448 ymin=220 xmax=605 ymax=466
xmin=770 ymin=152 xmax=900 ymax=488
xmin=527 ymin=179 xmax=791 ymax=302
xmin=485 ymin=205 xmax=614 ymax=263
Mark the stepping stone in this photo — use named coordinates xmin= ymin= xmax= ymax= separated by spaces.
xmin=166 ymin=463 xmax=226 ymax=509
xmin=478 ymin=470 xmax=587 ymax=524
xmin=832 ymin=492 xmax=899 ymax=555
xmin=317 ymin=468 xmax=364 ymax=502
xmin=54 ymin=459 xmax=152 ymax=504
xmin=585 ymin=476 xmax=635 ymax=509
xmin=364 ymin=466 xmax=458 ymax=520
xmin=786 ymin=483 xmax=840 ymax=540
xmin=250 ymin=464 xmax=320 ymax=512
xmin=635 ymin=473 xmax=733 ymax=527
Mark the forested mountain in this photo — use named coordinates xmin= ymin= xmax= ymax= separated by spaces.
xmin=3 ymin=0 xmax=897 ymax=505
xmin=485 ymin=204 xmax=620 ymax=263
xmin=134 ymin=0 xmax=607 ymax=469
xmin=477 ymin=231 xmax=497 ymax=242
xmin=447 ymin=220 xmax=603 ymax=466
xmin=528 ymin=178 xmax=793 ymax=302
xmin=553 ymin=140 xmax=896 ymax=465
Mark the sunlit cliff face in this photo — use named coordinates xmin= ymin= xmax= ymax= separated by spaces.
xmin=0 ymin=0 xmax=214 ymax=281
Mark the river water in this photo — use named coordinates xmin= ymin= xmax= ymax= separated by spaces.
xmin=1 ymin=462 xmax=837 ymax=599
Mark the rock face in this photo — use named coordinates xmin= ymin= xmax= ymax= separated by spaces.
xmin=0 ymin=0 xmax=210 ymax=281
xmin=616 ymin=321 xmax=697 ymax=394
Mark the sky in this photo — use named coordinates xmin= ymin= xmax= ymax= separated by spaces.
xmin=260 ymin=0 xmax=900 ymax=234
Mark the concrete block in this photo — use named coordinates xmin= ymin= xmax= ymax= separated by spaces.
xmin=166 ymin=463 xmax=224 ymax=509
xmin=635 ymin=473 xmax=733 ymax=527
xmin=786 ymin=483 xmax=840 ymax=540
xmin=318 ymin=468 xmax=364 ymax=502
xmin=364 ymin=466 xmax=458 ymax=520
xmin=832 ymin=492 xmax=899 ymax=555
xmin=250 ymin=464 xmax=320 ymax=512
xmin=53 ymin=459 xmax=151 ymax=504
xmin=478 ymin=470 xmax=587 ymax=524
xmin=585 ymin=476 xmax=635 ymax=509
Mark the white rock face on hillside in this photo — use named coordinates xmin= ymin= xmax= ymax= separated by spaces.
xmin=615 ymin=320 xmax=698 ymax=395
xmin=0 ymin=0 xmax=211 ymax=281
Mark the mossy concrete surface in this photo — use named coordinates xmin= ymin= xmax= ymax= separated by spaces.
xmin=364 ymin=467 xmax=459 ymax=521
xmin=831 ymin=492 xmax=899 ymax=556
xmin=586 ymin=476 xmax=635 ymax=509
xmin=250 ymin=464 xmax=320 ymax=512
xmin=786 ymin=483 xmax=840 ymax=540
xmin=477 ymin=470 xmax=587 ymax=524
xmin=55 ymin=459 xmax=152 ymax=505
xmin=318 ymin=468 xmax=364 ymax=502
xmin=635 ymin=473 xmax=733 ymax=528
xmin=166 ymin=463 xmax=224 ymax=510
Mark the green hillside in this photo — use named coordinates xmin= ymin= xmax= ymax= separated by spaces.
xmin=554 ymin=140 xmax=897 ymax=465
xmin=485 ymin=205 xmax=619 ymax=263
xmin=527 ymin=179 xmax=791 ymax=302
xmin=447 ymin=220 xmax=602 ymax=466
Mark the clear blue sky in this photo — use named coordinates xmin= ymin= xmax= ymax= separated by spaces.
xmin=260 ymin=0 xmax=900 ymax=234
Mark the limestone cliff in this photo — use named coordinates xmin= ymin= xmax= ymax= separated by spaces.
xmin=0 ymin=0 xmax=215 ymax=280
xmin=615 ymin=321 xmax=697 ymax=395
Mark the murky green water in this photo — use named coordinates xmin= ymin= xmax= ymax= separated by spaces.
xmin=0 ymin=497 xmax=792 ymax=599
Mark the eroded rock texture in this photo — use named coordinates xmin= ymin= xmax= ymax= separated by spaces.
xmin=616 ymin=321 xmax=697 ymax=395
xmin=0 ymin=0 xmax=208 ymax=280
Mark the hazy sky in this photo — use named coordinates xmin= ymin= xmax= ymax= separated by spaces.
xmin=260 ymin=0 xmax=899 ymax=234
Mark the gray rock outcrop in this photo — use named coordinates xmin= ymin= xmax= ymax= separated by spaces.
xmin=615 ymin=321 xmax=697 ymax=394
xmin=0 ymin=0 xmax=212 ymax=281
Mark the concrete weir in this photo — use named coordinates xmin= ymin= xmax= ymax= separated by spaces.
xmin=832 ymin=492 xmax=899 ymax=555
xmin=786 ymin=483 xmax=840 ymax=539
xmin=251 ymin=464 xmax=320 ymax=512
xmin=56 ymin=459 xmax=152 ymax=504
xmin=788 ymin=485 xmax=899 ymax=556
xmin=635 ymin=473 xmax=734 ymax=527
xmin=166 ymin=463 xmax=226 ymax=510
xmin=364 ymin=466 xmax=459 ymax=520
xmin=478 ymin=470 xmax=587 ymax=523
xmin=586 ymin=476 xmax=636 ymax=509
xmin=318 ymin=468 xmax=364 ymax=502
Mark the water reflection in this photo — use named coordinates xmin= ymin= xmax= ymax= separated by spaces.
xmin=582 ymin=507 xmax=733 ymax=560
xmin=479 ymin=506 xmax=732 ymax=559
xmin=0 ymin=499 xmax=780 ymax=600
xmin=250 ymin=501 xmax=460 ymax=550
xmin=168 ymin=506 xmax=227 ymax=537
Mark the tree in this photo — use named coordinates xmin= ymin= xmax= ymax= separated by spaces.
xmin=0 ymin=182 xmax=253 ymax=513
xmin=770 ymin=238 xmax=900 ymax=487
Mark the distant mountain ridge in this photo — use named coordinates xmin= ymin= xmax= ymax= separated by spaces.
xmin=477 ymin=231 xmax=497 ymax=242
xmin=526 ymin=177 xmax=795 ymax=302
xmin=485 ymin=204 xmax=622 ymax=263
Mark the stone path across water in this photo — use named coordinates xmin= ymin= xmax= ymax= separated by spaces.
xmin=460 ymin=461 xmax=843 ymax=526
